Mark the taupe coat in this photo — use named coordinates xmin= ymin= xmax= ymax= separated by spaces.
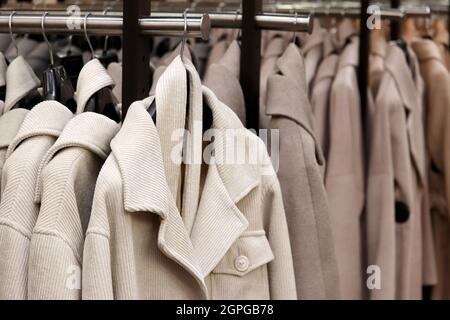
xmin=411 ymin=39 xmax=450 ymax=299
xmin=327 ymin=41 xmax=365 ymax=299
xmin=366 ymin=44 xmax=437 ymax=300
xmin=204 ymin=40 xmax=246 ymax=125
xmin=266 ymin=43 xmax=340 ymax=299
xmin=82 ymin=57 xmax=297 ymax=300
xmin=310 ymin=53 xmax=339 ymax=156
xmin=302 ymin=20 xmax=327 ymax=95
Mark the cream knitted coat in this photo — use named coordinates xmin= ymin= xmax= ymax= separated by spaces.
xmin=0 ymin=101 xmax=73 ymax=299
xmin=0 ymin=109 xmax=28 ymax=198
xmin=27 ymin=112 xmax=119 ymax=300
xmin=82 ymin=57 xmax=297 ymax=300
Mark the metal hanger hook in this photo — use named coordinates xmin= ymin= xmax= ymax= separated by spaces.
xmin=180 ymin=8 xmax=188 ymax=63
xmin=102 ymin=7 xmax=112 ymax=54
xmin=84 ymin=13 xmax=96 ymax=59
xmin=41 ymin=12 xmax=54 ymax=66
xmin=9 ymin=11 xmax=19 ymax=58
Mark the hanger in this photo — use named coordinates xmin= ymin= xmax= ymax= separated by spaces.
xmin=8 ymin=11 xmax=43 ymax=111
xmin=81 ymin=13 xmax=120 ymax=122
xmin=147 ymin=9 xmax=190 ymax=123
xmin=98 ymin=7 xmax=119 ymax=68
xmin=55 ymin=35 xmax=84 ymax=89
xmin=40 ymin=12 xmax=76 ymax=112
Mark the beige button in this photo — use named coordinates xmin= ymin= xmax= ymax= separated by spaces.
xmin=234 ymin=255 xmax=250 ymax=272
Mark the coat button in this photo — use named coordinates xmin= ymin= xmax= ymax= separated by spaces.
xmin=234 ymin=255 xmax=250 ymax=272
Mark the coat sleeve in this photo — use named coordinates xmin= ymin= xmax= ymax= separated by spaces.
xmin=28 ymin=233 xmax=82 ymax=300
xmin=271 ymin=118 xmax=340 ymax=299
xmin=262 ymin=177 xmax=298 ymax=300
xmin=82 ymin=176 xmax=115 ymax=300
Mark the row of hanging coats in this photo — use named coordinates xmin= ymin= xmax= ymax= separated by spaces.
xmin=0 ymin=10 xmax=449 ymax=300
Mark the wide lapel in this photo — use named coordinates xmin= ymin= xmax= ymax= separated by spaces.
xmin=111 ymin=99 xmax=208 ymax=297
xmin=4 ymin=56 xmax=40 ymax=112
xmin=155 ymin=56 xmax=187 ymax=203
xmin=75 ymin=58 xmax=115 ymax=114
xmin=190 ymin=87 xmax=264 ymax=277
xmin=266 ymin=44 xmax=321 ymax=151
xmin=384 ymin=44 xmax=426 ymax=186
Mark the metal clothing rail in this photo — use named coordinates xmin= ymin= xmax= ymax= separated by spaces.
xmin=0 ymin=13 xmax=211 ymax=39
xmin=150 ymin=12 xmax=313 ymax=33
xmin=0 ymin=11 xmax=313 ymax=34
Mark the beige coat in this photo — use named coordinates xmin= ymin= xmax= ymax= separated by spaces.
xmin=369 ymin=34 xmax=388 ymax=98
xmin=411 ymin=39 xmax=450 ymax=300
xmin=327 ymin=41 xmax=365 ymax=299
xmin=203 ymin=40 xmax=246 ymax=125
xmin=310 ymin=53 xmax=339 ymax=156
xmin=82 ymin=57 xmax=297 ymax=300
xmin=0 ymin=101 xmax=73 ymax=299
xmin=27 ymin=113 xmax=119 ymax=300
xmin=0 ymin=109 xmax=28 ymax=196
xmin=266 ymin=43 xmax=339 ymax=299
xmin=302 ymin=20 xmax=327 ymax=95
xmin=366 ymin=43 xmax=437 ymax=300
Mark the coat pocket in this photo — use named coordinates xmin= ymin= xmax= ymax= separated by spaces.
xmin=209 ymin=231 xmax=274 ymax=299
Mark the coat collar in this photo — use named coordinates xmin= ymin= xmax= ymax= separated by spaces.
xmin=384 ymin=44 xmax=418 ymax=113
xmin=34 ymin=112 xmax=120 ymax=203
xmin=0 ymin=52 xmax=7 ymax=87
xmin=302 ymin=20 xmax=326 ymax=55
xmin=263 ymin=35 xmax=286 ymax=60
xmin=111 ymin=58 xmax=261 ymax=295
xmin=314 ymin=53 xmax=339 ymax=84
xmin=6 ymin=101 xmax=73 ymax=158
xmin=75 ymin=58 xmax=115 ymax=114
xmin=265 ymin=44 xmax=325 ymax=166
xmin=265 ymin=44 xmax=314 ymax=135
xmin=338 ymin=40 xmax=359 ymax=70
xmin=384 ymin=43 xmax=427 ymax=185
xmin=110 ymin=98 xmax=208 ymax=298
xmin=4 ymin=56 xmax=41 ymax=113
xmin=411 ymin=38 xmax=445 ymax=65
xmin=0 ymin=108 xmax=28 ymax=149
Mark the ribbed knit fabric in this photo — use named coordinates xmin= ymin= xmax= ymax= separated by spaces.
xmin=0 ymin=101 xmax=72 ymax=300
xmin=4 ymin=56 xmax=41 ymax=113
xmin=0 ymin=109 xmax=29 ymax=200
xmin=75 ymin=59 xmax=115 ymax=114
xmin=82 ymin=57 xmax=297 ymax=300
xmin=27 ymin=112 xmax=119 ymax=300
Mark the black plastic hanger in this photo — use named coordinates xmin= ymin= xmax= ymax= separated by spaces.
xmin=55 ymin=36 xmax=84 ymax=89
xmin=40 ymin=12 xmax=76 ymax=112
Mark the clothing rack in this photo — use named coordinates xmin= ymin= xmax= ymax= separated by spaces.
xmin=0 ymin=1 xmax=448 ymax=128
xmin=0 ymin=1 xmax=312 ymax=128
